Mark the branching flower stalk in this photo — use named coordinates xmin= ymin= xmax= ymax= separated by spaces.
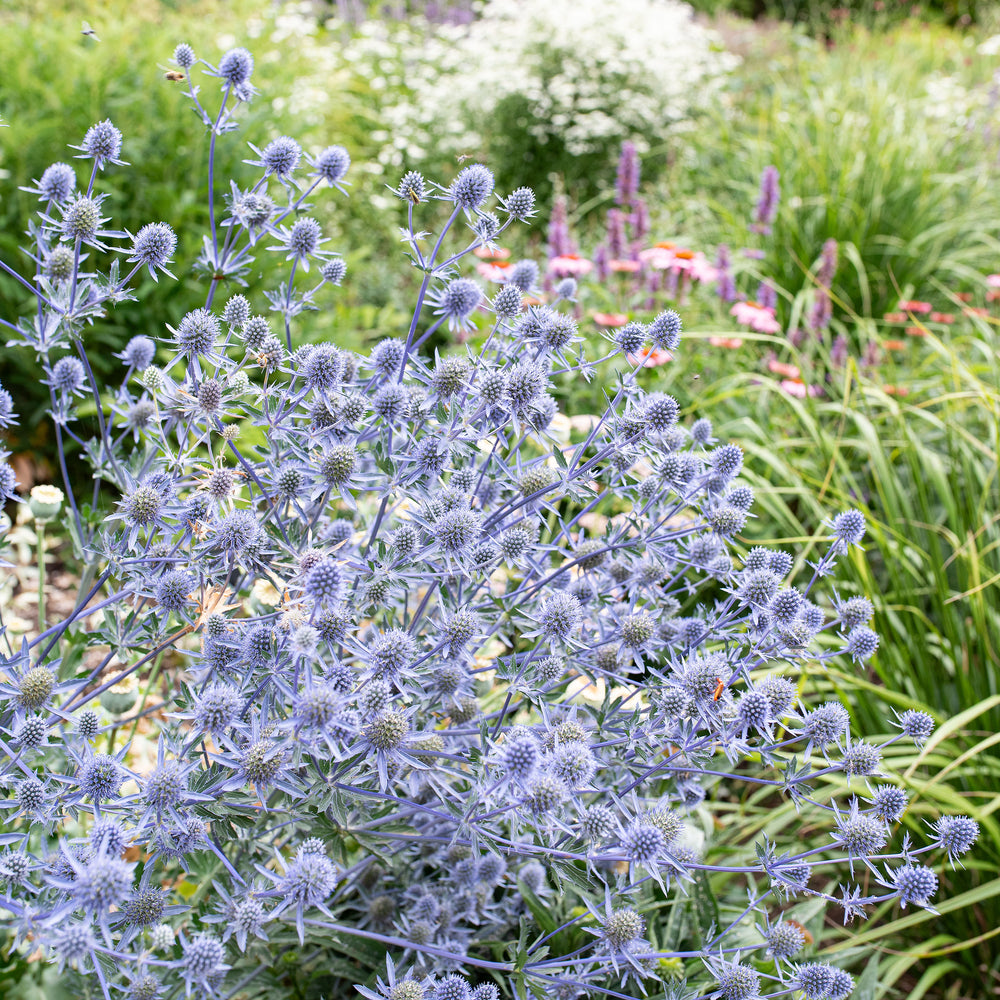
xmin=0 ymin=41 xmax=979 ymax=1000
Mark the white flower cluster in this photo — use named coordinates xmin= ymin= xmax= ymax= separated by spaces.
xmin=922 ymin=70 xmax=999 ymax=133
xmin=236 ymin=1 xmax=737 ymax=170
xmin=374 ymin=0 xmax=739 ymax=167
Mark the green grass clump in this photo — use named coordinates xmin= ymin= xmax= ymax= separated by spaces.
xmin=639 ymin=21 xmax=1000 ymax=341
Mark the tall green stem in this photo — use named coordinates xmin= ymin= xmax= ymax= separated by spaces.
xmin=36 ymin=522 xmax=46 ymax=634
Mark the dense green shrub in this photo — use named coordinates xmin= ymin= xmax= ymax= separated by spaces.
xmin=0 ymin=0 xmax=395 ymax=480
xmin=685 ymin=0 xmax=992 ymax=30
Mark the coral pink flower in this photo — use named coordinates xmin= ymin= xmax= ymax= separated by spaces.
xmin=638 ymin=242 xmax=678 ymax=269
xmin=664 ymin=249 xmax=718 ymax=283
xmin=767 ymin=359 xmax=800 ymax=378
xmin=628 ymin=347 xmax=672 ymax=367
xmin=592 ymin=312 xmax=629 ymax=328
xmin=548 ymin=254 xmax=593 ymax=277
xmin=730 ymin=300 xmax=782 ymax=334
xmin=476 ymin=261 xmax=511 ymax=282
xmin=883 ymin=312 xmax=907 ymax=323
xmin=898 ymin=300 xmax=932 ymax=313
xmin=883 ymin=340 xmax=906 ymax=351
xmin=883 ymin=385 xmax=910 ymax=396
xmin=929 ymin=312 xmax=955 ymax=323
xmin=609 ymin=259 xmax=641 ymax=273
xmin=905 ymin=325 xmax=927 ymax=337
xmin=473 ymin=246 xmax=511 ymax=260
xmin=709 ymin=336 xmax=743 ymax=348
xmin=780 ymin=378 xmax=822 ymax=398
xmin=963 ymin=306 xmax=989 ymax=318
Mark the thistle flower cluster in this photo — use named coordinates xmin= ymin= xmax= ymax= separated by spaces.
xmin=0 ymin=43 xmax=977 ymax=1000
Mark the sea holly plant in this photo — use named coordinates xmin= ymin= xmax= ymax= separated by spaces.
xmin=0 ymin=41 xmax=979 ymax=1000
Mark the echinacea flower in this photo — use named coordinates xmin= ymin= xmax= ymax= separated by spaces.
xmin=593 ymin=312 xmax=629 ymax=328
xmin=637 ymin=242 xmax=677 ymax=269
xmin=473 ymin=245 xmax=511 ymax=260
xmin=476 ymin=261 xmax=511 ymax=282
xmin=608 ymin=259 xmax=641 ymax=273
xmin=627 ymin=346 xmax=672 ymax=368
xmin=780 ymin=378 xmax=822 ymax=399
xmin=670 ymin=249 xmax=717 ymax=283
xmin=548 ymin=254 xmax=592 ymax=277
xmin=731 ymin=300 xmax=782 ymax=334
xmin=767 ymin=359 xmax=800 ymax=378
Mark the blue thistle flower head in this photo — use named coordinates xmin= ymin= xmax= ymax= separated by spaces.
xmin=50 ymin=356 xmax=85 ymax=395
xmin=128 ymin=222 xmax=177 ymax=279
xmin=36 ymin=162 xmax=76 ymax=202
xmin=257 ymin=136 xmax=301 ymax=178
xmin=173 ymin=42 xmax=196 ymax=68
xmin=119 ymin=335 xmax=156 ymax=370
xmin=507 ymin=260 xmax=540 ymax=293
xmin=794 ymin=963 xmax=837 ymax=1000
xmin=311 ymin=145 xmax=350 ymax=187
xmin=433 ymin=278 xmax=482 ymax=330
xmin=321 ymin=258 xmax=347 ymax=285
xmin=933 ymin=815 xmax=979 ymax=861
xmin=450 ymin=164 xmax=494 ymax=212
xmin=871 ymin=784 xmax=908 ymax=823
xmin=76 ymin=119 xmax=125 ymax=169
xmin=831 ymin=508 xmax=866 ymax=550
xmin=501 ymin=186 xmax=536 ymax=220
xmin=649 ymin=309 xmax=682 ymax=351
xmin=217 ymin=47 xmax=254 ymax=88
xmin=895 ymin=708 xmax=934 ymax=745
xmin=710 ymin=957 xmax=761 ymax=1000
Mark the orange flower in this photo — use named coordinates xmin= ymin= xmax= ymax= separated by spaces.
xmin=592 ymin=312 xmax=629 ymax=328
xmin=899 ymin=300 xmax=932 ymax=313
xmin=883 ymin=385 xmax=910 ymax=396
xmin=708 ymin=336 xmax=744 ymax=349
xmin=767 ymin=359 xmax=800 ymax=378
xmin=883 ymin=340 xmax=906 ymax=351
xmin=905 ymin=325 xmax=927 ymax=337
xmin=883 ymin=312 xmax=907 ymax=323
xmin=955 ymin=292 xmax=973 ymax=303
